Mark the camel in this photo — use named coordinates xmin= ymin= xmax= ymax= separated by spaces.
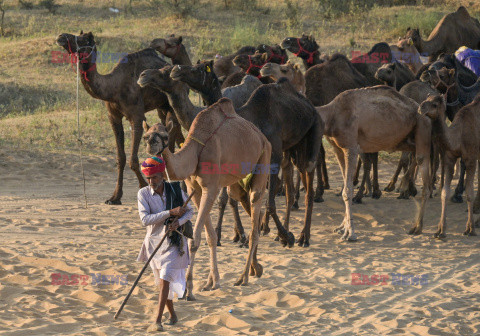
xmin=171 ymin=61 xmax=323 ymax=247
xmin=150 ymin=34 xmax=192 ymax=66
xmin=232 ymin=47 xmax=286 ymax=81
xmin=142 ymin=97 xmax=271 ymax=297
xmin=375 ymin=61 xmax=415 ymax=91
xmin=137 ymin=66 xmax=249 ymax=246
xmin=401 ymin=6 xmax=480 ymax=62
xmin=213 ymin=45 xmax=256 ymax=80
xmin=390 ymin=40 xmax=425 ymax=74
xmin=316 ymin=86 xmax=433 ymax=240
xmin=260 ymin=61 xmax=306 ymax=95
xmin=222 ymin=75 xmax=262 ymax=109
xmin=56 ymin=31 xmax=177 ymax=205
xmin=420 ymin=94 xmax=480 ymax=237
xmin=427 ymin=53 xmax=478 ymax=87
xmin=281 ymin=34 xmax=323 ymax=69
xmin=350 ymin=42 xmax=393 ymax=85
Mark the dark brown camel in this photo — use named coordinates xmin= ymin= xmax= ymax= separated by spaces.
xmin=137 ymin=65 xmax=248 ymax=247
xmin=171 ymin=62 xmax=324 ymax=247
xmin=214 ymin=45 xmax=256 ymax=80
xmin=56 ymin=31 xmax=175 ymax=205
xmin=350 ymin=42 xmax=393 ymax=85
xmin=401 ymin=6 xmax=480 ymax=62
xmin=281 ymin=34 xmax=323 ymax=69
xmin=420 ymin=94 xmax=480 ymax=237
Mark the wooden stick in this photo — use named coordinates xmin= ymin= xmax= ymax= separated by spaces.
xmin=114 ymin=190 xmax=195 ymax=320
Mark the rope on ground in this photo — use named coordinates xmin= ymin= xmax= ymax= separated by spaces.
xmin=76 ymin=55 xmax=88 ymax=209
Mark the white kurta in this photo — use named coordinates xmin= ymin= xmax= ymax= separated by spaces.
xmin=136 ymin=184 xmax=194 ymax=298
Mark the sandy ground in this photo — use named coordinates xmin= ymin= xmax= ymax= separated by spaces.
xmin=0 ymin=146 xmax=479 ymax=336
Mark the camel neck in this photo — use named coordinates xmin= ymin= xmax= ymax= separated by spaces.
xmin=303 ymin=53 xmax=321 ymax=70
xmin=162 ymin=141 xmax=200 ymax=180
xmin=79 ymin=47 xmax=116 ymax=102
xmin=170 ymin=46 xmax=192 ymax=66
xmin=165 ymin=82 xmax=201 ymax=131
xmin=201 ymin=77 xmax=223 ymax=106
xmin=315 ymin=105 xmax=334 ymax=135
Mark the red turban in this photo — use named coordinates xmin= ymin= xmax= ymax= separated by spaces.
xmin=141 ymin=156 xmax=166 ymax=176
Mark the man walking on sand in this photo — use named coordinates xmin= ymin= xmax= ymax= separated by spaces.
xmin=137 ymin=156 xmax=193 ymax=332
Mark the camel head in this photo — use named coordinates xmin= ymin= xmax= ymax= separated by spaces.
xmin=260 ymin=61 xmax=296 ymax=81
xmin=150 ymin=34 xmax=183 ymax=59
xmin=56 ymin=31 xmax=96 ymax=55
xmin=419 ymin=94 xmax=446 ymax=121
xmin=281 ymin=34 xmax=319 ymax=62
xmin=137 ymin=66 xmax=176 ymax=92
xmin=143 ymin=121 xmax=171 ymax=156
xmin=401 ymin=27 xmax=421 ymax=50
xmin=233 ymin=52 xmax=266 ymax=77
xmin=256 ymin=44 xmax=288 ymax=64
xmin=170 ymin=60 xmax=217 ymax=92
xmin=421 ymin=67 xmax=455 ymax=93
xmin=375 ymin=62 xmax=396 ymax=86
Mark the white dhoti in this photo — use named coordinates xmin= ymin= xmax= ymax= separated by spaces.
xmin=152 ymin=267 xmax=186 ymax=300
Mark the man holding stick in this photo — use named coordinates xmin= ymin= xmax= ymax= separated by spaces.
xmin=137 ymin=156 xmax=193 ymax=332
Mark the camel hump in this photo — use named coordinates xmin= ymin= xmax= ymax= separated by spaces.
xmin=456 ymin=6 xmax=470 ymax=18
xmin=216 ymin=97 xmax=237 ymax=117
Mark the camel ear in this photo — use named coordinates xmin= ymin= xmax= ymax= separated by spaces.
xmin=261 ymin=53 xmax=268 ymax=63
xmin=166 ymin=120 xmax=174 ymax=133
xmin=178 ymin=36 xmax=183 ymax=44
xmin=406 ymin=27 xmax=410 ymax=32
xmin=196 ymin=59 xmax=201 ymax=64
xmin=80 ymin=30 xmax=83 ymax=35
xmin=449 ymin=69 xmax=455 ymax=77
xmin=143 ymin=120 xmax=150 ymax=133
xmin=294 ymin=63 xmax=300 ymax=70
xmin=209 ymin=59 xmax=214 ymax=68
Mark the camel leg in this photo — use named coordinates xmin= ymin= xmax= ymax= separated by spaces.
xmin=297 ymin=169 xmax=315 ymax=247
xmin=320 ymin=144 xmax=330 ymax=190
xmin=398 ymin=155 xmax=417 ymax=199
xmin=473 ymin=161 xmax=480 ymax=215
xmin=214 ymin=187 xmax=228 ymax=246
xmin=184 ymin=181 xmax=203 ymax=301
xmin=330 ymin=142 xmax=348 ymax=234
xmin=105 ymin=108 xmax=126 ymax=205
xmin=341 ymin=148 xmax=358 ymax=241
xmin=261 ymin=150 xmax=294 ymax=247
xmin=129 ymin=118 xmax=149 ymax=189
xmin=435 ymin=154 xmax=455 ymax=239
xmin=292 ymin=169 xmax=301 ymax=209
xmin=408 ymin=118 xmax=431 ymax=235
xmin=282 ymin=160 xmax=295 ymax=234
xmin=370 ymin=153 xmax=382 ymax=199
xmin=385 ymin=152 xmax=408 ymax=192
xmin=229 ymin=197 xmax=247 ymax=246
xmin=463 ymin=160 xmax=477 ymax=236
xmin=353 ymin=156 xmax=362 ymax=187
xmin=451 ymin=159 xmax=466 ymax=203
xmin=353 ymin=153 xmax=371 ymax=204
xmin=198 ymin=187 xmax=222 ymax=292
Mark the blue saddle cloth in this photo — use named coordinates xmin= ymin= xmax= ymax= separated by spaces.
xmin=455 ymin=47 xmax=480 ymax=76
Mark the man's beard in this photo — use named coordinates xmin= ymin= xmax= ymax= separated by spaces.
xmin=150 ymin=181 xmax=162 ymax=190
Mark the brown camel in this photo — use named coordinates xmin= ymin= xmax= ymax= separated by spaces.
xmin=213 ymin=45 xmax=256 ymax=80
xmin=150 ymin=34 xmax=192 ymax=66
xmin=390 ymin=40 xmax=425 ymax=74
xmin=316 ymin=86 xmax=433 ymax=240
xmin=137 ymin=65 xmax=248 ymax=247
xmin=401 ymin=6 xmax=480 ymax=62
xmin=420 ymin=94 xmax=480 ymax=237
xmin=260 ymin=61 xmax=306 ymax=95
xmin=232 ymin=48 xmax=286 ymax=82
xmin=281 ymin=34 xmax=322 ymax=69
xmin=375 ymin=61 xmax=415 ymax=91
xmin=171 ymin=62 xmax=323 ymax=247
xmin=142 ymin=97 xmax=271 ymax=298
xmin=56 ymin=31 xmax=175 ymax=205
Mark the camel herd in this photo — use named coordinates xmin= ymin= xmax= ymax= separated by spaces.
xmin=55 ymin=5 xmax=480 ymax=297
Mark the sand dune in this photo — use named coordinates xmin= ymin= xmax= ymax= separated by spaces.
xmin=0 ymin=147 xmax=479 ymax=335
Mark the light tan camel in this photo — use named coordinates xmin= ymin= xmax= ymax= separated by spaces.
xmin=420 ymin=94 xmax=480 ymax=237
xmin=316 ymin=86 xmax=432 ymax=240
xmin=143 ymin=98 xmax=271 ymax=300
xmin=260 ymin=61 xmax=306 ymax=95
xmin=390 ymin=41 xmax=425 ymax=74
